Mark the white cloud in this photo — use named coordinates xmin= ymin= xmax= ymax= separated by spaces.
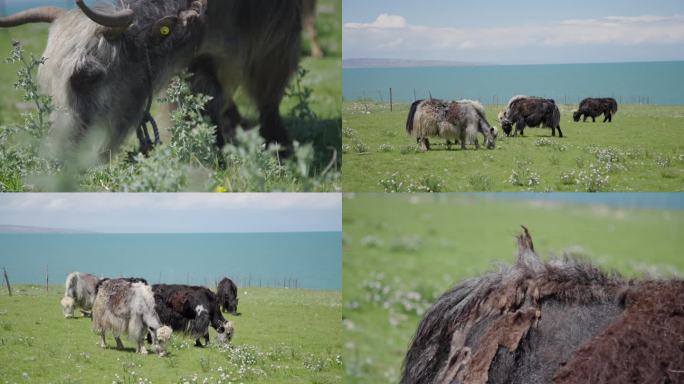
xmin=345 ymin=13 xmax=408 ymax=29
xmin=344 ymin=14 xmax=684 ymax=58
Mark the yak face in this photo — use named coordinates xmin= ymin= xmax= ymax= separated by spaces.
xmin=215 ymin=321 xmax=234 ymax=344
xmin=485 ymin=126 xmax=497 ymax=149
xmin=227 ymin=297 xmax=239 ymax=315
xmin=572 ymin=110 xmax=581 ymax=122
xmin=38 ymin=0 xmax=206 ymax=153
xmin=498 ymin=111 xmax=513 ymax=136
xmin=60 ymin=296 xmax=75 ymax=318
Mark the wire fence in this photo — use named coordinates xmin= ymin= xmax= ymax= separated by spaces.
xmin=0 ymin=265 xmax=303 ymax=296
xmin=349 ymin=88 xmax=655 ymax=107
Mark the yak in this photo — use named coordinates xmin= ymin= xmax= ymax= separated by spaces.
xmin=217 ymin=277 xmax=239 ymax=315
xmin=498 ymin=95 xmax=562 ymax=137
xmin=401 ymin=227 xmax=684 ymax=384
xmin=151 ymin=284 xmax=233 ymax=347
xmin=60 ymin=271 xmax=100 ymax=318
xmin=0 ymin=0 xmax=310 ymax=157
xmin=573 ymin=97 xmax=618 ymax=123
xmin=406 ymin=99 xmax=497 ymax=151
xmin=92 ymin=278 xmax=172 ymax=355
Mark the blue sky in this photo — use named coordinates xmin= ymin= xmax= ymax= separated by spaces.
xmin=0 ymin=194 xmax=341 ymax=233
xmin=343 ymin=0 xmax=684 ymax=64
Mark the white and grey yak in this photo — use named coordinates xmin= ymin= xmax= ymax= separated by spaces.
xmin=60 ymin=271 xmax=100 ymax=318
xmin=92 ymin=278 xmax=172 ymax=355
xmin=406 ymin=99 xmax=497 ymax=151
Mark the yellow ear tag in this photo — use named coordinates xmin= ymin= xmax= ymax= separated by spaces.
xmin=160 ymin=26 xmax=171 ymax=36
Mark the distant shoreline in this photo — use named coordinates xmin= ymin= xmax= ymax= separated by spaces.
xmin=343 ymin=58 xmax=684 ymax=69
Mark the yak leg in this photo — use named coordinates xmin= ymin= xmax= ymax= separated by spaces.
xmin=420 ymin=138 xmax=430 ymax=151
xmin=592 ymin=116 xmax=596 ymax=122
xmin=557 ymin=125 xmax=563 ymax=138
xmin=551 ymin=125 xmax=556 ymax=136
xmin=204 ymin=333 xmax=210 ymax=346
xmin=115 ymin=336 xmax=124 ymax=350
xmin=246 ymin=39 xmax=300 ymax=154
xmin=446 ymin=140 xmax=452 ymax=150
xmin=583 ymin=115 xmax=587 ymax=122
xmin=515 ymin=120 xmax=525 ymax=137
xmin=99 ymin=332 xmax=107 ymax=349
xmin=460 ymin=131 xmax=467 ymax=150
xmin=188 ymin=57 xmax=228 ymax=149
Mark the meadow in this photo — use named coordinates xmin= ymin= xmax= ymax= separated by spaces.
xmin=0 ymin=285 xmax=342 ymax=383
xmin=342 ymin=194 xmax=684 ymax=383
xmin=342 ymin=101 xmax=684 ymax=192
xmin=0 ymin=0 xmax=342 ymax=192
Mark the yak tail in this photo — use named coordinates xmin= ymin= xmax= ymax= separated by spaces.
xmin=610 ymin=99 xmax=618 ymax=115
xmin=64 ymin=272 xmax=78 ymax=297
xmin=406 ymin=99 xmax=422 ymax=135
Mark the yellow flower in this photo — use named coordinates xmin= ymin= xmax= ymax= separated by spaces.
xmin=213 ymin=186 xmax=227 ymax=193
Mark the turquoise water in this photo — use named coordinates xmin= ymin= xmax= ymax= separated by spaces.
xmin=343 ymin=61 xmax=684 ymax=105
xmin=0 ymin=232 xmax=341 ymax=290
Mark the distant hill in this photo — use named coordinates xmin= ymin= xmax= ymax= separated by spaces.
xmin=343 ymin=58 xmax=493 ymax=69
xmin=0 ymin=225 xmax=94 ymax=233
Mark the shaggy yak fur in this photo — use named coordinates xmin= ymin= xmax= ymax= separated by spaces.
xmin=217 ymin=277 xmax=239 ymax=315
xmin=92 ymin=278 xmax=172 ymax=355
xmin=498 ymin=95 xmax=562 ymax=137
xmin=401 ymin=227 xmax=684 ymax=384
xmin=150 ymin=284 xmax=233 ymax=347
xmin=406 ymin=99 xmax=497 ymax=151
xmin=0 ymin=0 xmax=310 ymax=156
xmin=573 ymin=97 xmax=618 ymax=123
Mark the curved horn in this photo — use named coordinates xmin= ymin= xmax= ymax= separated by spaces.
xmin=0 ymin=7 xmax=65 ymax=27
xmin=75 ymin=0 xmax=134 ymax=29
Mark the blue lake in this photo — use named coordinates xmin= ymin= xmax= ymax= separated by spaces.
xmin=343 ymin=61 xmax=684 ymax=105
xmin=0 ymin=232 xmax=341 ymax=290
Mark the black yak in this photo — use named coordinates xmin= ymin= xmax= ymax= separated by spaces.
xmin=498 ymin=95 xmax=562 ymax=137
xmin=60 ymin=271 xmax=100 ymax=318
xmin=217 ymin=277 xmax=239 ymax=315
xmin=401 ymin=227 xmax=684 ymax=384
xmin=573 ymin=97 xmax=618 ymax=123
xmin=406 ymin=99 xmax=497 ymax=151
xmin=0 ymin=0 xmax=311 ymax=156
xmin=151 ymin=284 xmax=234 ymax=347
xmin=92 ymin=278 xmax=172 ymax=355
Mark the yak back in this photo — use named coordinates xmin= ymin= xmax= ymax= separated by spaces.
xmin=401 ymin=235 xmax=627 ymax=384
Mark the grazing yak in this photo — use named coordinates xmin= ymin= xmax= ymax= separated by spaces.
xmin=573 ymin=97 xmax=618 ymax=123
xmin=151 ymin=284 xmax=234 ymax=347
xmin=92 ymin=278 xmax=172 ymax=355
xmin=498 ymin=95 xmax=562 ymax=137
xmin=60 ymin=271 xmax=100 ymax=318
xmin=401 ymin=227 xmax=684 ymax=384
xmin=406 ymin=99 xmax=497 ymax=151
xmin=217 ymin=277 xmax=239 ymax=315
xmin=0 ymin=0 xmax=310 ymax=156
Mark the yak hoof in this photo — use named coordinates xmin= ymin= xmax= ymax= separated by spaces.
xmin=139 ymin=347 xmax=148 ymax=355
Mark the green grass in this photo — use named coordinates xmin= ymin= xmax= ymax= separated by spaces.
xmin=342 ymin=101 xmax=684 ymax=191
xmin=342 ymin=194 xmax=684 ymax=383
xmin=0 ymin=286 xmax=341 ymax=383
xmin=0 ymin=0 xmax=341 ymax=192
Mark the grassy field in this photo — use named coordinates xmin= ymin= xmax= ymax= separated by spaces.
xmin=0 ymin=0 xmax=342 ymax=191
xmin=0 ymin=286 xmax=341 ymax=384
xmin=342 ymin=194 xmax=684 ymax=383
xmin=342 ymin=101 xmax=684 ymax=191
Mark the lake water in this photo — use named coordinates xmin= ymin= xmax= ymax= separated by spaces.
xmin=0 ymin=232 xmax=341 ymax=290
xmin=343 ymin=61 xmax=684 ymax=105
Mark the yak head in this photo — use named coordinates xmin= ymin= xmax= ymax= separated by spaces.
xmin=572 ymin=110 xmax=581 ymax=122
xmin=155 ymin=325 xmax=173 ymax=356
xmin=60 ymin=296 xmax=75 ymax=318
xmin=497 ymin=111 xmax=513 ymax=136
xmin=215 ymin=320 xmax=234 ymax=345
xmin=0 ymin=0 xmax=208 ymax=155
xmin=227 ymin=296 xmax=239 ymax=315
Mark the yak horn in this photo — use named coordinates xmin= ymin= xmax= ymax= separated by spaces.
xmin=0 ymin=7 xmax=65 ymax=27
xmin=75 ymin=0 xmax=134 ymax=29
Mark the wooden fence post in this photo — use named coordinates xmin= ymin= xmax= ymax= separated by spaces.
xmin=45 ymin=265 xmax=49 ymax=294
xmin=389 ymin=88 xmax=393 ymax=111
xmin=3 ymin=267 xmax=11 ymax=297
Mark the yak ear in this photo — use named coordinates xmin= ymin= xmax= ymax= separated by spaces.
xmin=150 ymin=16 xmax=178 ymax=45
